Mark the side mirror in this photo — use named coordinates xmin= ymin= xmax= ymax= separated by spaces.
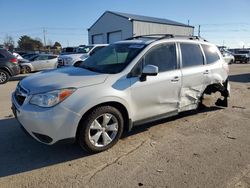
xmin=140 ymin=65 xmax=158 ymax=82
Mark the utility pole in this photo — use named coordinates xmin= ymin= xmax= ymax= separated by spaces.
xmin=188 ymin=20 xmax=190 ymax=26
xmin=43 ymin=27 xmax=47 ymax=47
xmin=198 ymin=25 xmax=201 ymax=37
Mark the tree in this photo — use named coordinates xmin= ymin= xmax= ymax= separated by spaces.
xmin=53 ymin=41 xmax=62 ymax=48
xmin=18 ymin=35 xmax=43 ymax=51
xmin=3 ymin=35 xmax=15 ymax=52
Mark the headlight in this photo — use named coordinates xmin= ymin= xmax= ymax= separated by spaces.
xmin=30 ymin=88 xmax=76 ymax=107
xmin=65 ymin=57 xmax=73 ymax=63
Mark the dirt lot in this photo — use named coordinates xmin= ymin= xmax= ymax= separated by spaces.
xmin=0 ymin=64 xmax=249 ymax=188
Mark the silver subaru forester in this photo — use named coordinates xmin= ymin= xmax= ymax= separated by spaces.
xmin=12 ymin=35 xmax=230 ymax=153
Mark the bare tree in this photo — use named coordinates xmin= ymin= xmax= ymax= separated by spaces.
xmin=3 ymin=35 xmax=15 ymax=51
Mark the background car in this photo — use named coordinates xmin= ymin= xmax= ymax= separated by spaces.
xmin=20 ymin=54 xmax=58 ymax=73
xmin=57 ymin=44 xmax=107 ymax=67
xmin=234 ymin=50 xmax=250 ymax=63
xmin=219 ymin=48 xmax=235 ymax=64
xmin=0 ymin=49 xmax=20 ymax=84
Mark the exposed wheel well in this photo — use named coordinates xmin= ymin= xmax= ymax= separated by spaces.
xmin=73 ymin=61 xmax=83 ymax=67
xmin=200 ymin=79 xmax=229 ymax=108
xmin=75 ymin=102 xmax=130 ymax=141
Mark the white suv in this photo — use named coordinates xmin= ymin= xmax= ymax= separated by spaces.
xmin=57 ymin=44 xmax=107 ymax=67
xmin=12 ymin=35 xmax=230 ymax=153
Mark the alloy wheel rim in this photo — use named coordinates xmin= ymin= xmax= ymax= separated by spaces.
xmin=0 ymin=72 xmax=7 ymax=83
xmin=88 ymin=113 xmax=118 ymax=147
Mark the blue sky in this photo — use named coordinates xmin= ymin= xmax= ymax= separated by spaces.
xmin=0 ymin=0 xmax=249 ymax=48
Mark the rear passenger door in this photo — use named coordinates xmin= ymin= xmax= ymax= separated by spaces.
xmin=179 ymin=42 xmax=207 ymax=111
xmin=46 ymin=55 xmax=58 ymax=69
xmin=201 ymin=44 xmax=222 ymax=81
xmin=130 ymin=42 xmax=182 ymax=122
xmin=31 ymin=55 xmax=46 ymax=71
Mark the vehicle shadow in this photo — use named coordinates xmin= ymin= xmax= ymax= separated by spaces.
xmin=229 ymin=73 xmax=250 ymax=83
xmin=9 ymin=74 xmax=29 ymax=82
xmin=124 ymin=106 xmax=223 ymax=138
xmin=0 ymin=106 xmax=222 ymax=178
xmin=0 ymin=118 xmax=88 ymax=178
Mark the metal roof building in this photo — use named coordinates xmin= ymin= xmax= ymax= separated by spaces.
xmin=88 ymin=11 xmax=194 ymax=44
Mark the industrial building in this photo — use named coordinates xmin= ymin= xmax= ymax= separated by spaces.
xmin=88 ymin=11 xmax=194 ymax=44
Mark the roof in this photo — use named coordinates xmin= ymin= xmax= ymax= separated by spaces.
xmin=89 ymin=11 xmax=194 ymax=30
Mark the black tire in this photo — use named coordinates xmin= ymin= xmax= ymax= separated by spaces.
xmin=21 ymin=65 xmax=31 ymax=74
xmin=0 ymin=69 xmax=10 ymax=84
xmin=78 ymin=106 xmax=124 ymax=153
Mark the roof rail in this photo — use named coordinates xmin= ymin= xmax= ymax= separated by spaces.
xmin=126 ymin=34 xmax=208 ymax=42
xmin=125 ymin=34 xmax=174 ymax=40
xmin=187 ymin=36 xmax=208 ymax=42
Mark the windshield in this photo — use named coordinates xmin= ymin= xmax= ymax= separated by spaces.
xmin=77 ymin=46 xmax=94 ymax=53
xmin=79 ymin=43 xmax=145 ymax=74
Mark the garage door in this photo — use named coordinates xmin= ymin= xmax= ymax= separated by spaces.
xmin=108 ymin=31 xmax=122 ymax=44
xmin=92 ymin=34 xmax=104 ymax=44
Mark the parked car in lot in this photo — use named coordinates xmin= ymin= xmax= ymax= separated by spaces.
xmin=12 ymin=35 xmax=230 ymax=153
xmin=234 ymin=50 xmax=250 ymax=63
xmin=219 ymin=48 xmax=235 ymax=64
xmin=57 ymin=44 xmax=107 ymax=67
xmin=19 ymin=54 xmax=58 ymax=73
xmin=0 ymin=48 xmax=20 ymax=84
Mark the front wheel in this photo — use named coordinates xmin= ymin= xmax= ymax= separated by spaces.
xmin=78 ymin=106 xmax=124 ymax=153
xmin=0 ymin=70 xmax=10 ymax=84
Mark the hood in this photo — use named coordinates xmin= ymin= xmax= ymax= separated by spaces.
xmin=20 ymin=67 xmax=108 ymax=94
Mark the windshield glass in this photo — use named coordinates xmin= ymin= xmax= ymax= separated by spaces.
xmin=79 ymin=43 xmax=145 ymax=74
xmin=77 ymin=46 xmax=93 ymax=53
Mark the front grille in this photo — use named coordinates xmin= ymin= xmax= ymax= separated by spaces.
xmin=15 ymin=84 xmax=28 ymax=106
xmin=57 ymin=58 xmax=64 ymax=67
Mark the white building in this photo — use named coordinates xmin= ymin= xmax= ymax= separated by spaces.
xmin=88 ymin=11 xmax=194 ymax=44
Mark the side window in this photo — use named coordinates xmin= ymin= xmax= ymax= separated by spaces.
xmin=48 ymin=55 xmax=57 ymax=60
xmin=0 ymin=53 xmax=4 ymax=58
xmin=180 ymin=43 xmax=204 ymax=68
xmin=37 ymin=55 xmax=48 ymax=60
xmin=144 ymin=43 xmax=177 ymax=72
xmin=202 ymin=44 xmax=220 ymax=64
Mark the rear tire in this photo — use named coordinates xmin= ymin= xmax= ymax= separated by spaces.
xmin=0 ymin=69 xmax=10 ymax=84
xmin=78 ymin=106 xmax=124 ymax=153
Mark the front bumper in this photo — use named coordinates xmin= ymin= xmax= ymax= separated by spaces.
xmin=12 ymin=93 xmax=81 ymax=145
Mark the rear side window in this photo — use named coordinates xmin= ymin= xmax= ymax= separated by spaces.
xmin=36 ymin=55 xmax=49 ymax=60
xmin=48 ymin=55 xmax=57 ymax=60
xmin=180 ymin=43 xmax=204 ymax=68
xmin=0 ymin=53 xmax=4 ymax=58
xmin=202 ymin=44 xmax=220 ymax=64
xmin=0 ymin=49 xmax=13 ymax=58
xmin=144 ymin=43 xmax=177 ymax=72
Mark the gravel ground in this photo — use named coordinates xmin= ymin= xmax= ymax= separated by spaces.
xmin=0 ymin=64 xmax=249 ymax=188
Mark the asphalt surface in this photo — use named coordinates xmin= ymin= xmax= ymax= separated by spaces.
xmin=0 ymin=64 xmax=249 ymax=188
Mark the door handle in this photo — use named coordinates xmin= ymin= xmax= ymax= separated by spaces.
xmin=171 ymin=76 xmax=180 ymax=82
xmin=203 ymin=70 xmax=209 ymax=75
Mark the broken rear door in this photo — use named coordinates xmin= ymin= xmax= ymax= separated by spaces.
xmin=178 ymin=42 xmax=207 ymax=111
